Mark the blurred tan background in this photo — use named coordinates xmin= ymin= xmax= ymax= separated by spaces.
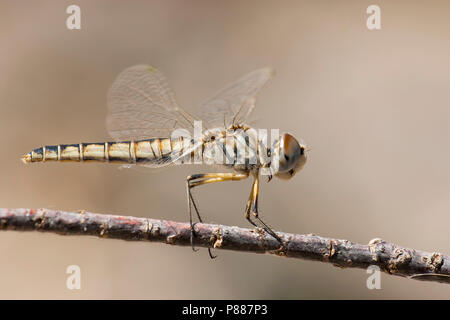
xmin=1 ymin=0 xmax=449 ymax=299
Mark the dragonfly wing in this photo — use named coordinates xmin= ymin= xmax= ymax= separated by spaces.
xmin=107 ymin=65 xmax=197 ymax=141
xmin=200 ymin=67 xmax=275 ymax=129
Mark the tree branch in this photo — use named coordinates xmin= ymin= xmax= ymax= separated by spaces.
xmin=0 ymin=208 xmax=448 ymax=284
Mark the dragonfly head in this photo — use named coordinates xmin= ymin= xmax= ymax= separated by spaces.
xmin=272 ymin=133 xmax=307 ymax=180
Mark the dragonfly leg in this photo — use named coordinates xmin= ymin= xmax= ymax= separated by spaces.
xmin=186 ymin=172 xmax=249 ymax=258
xmin=245 ymin=173 xmax=285 ymax=247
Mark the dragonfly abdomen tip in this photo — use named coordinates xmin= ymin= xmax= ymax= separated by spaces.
xmin=22 ymin=153 xmax=32 ymax=164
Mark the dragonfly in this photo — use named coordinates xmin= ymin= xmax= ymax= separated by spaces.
xmin=22 ymin=65 xmax=307 ymax=257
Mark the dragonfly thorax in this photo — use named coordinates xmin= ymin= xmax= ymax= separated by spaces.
xmin=201 ymin=127 xmax=268 ymax=172
xmin=200 ymin=128 xmax=306 ymax=180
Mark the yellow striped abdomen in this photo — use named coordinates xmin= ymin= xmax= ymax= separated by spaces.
xmin=21 ymin=138 xmax=188 ymax=165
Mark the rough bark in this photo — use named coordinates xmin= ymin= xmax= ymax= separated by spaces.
xmin=0 ymin=208 xmax=448 ymax=284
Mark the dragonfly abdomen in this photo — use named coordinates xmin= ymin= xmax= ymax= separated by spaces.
xmin=22 ymin=137 xmax=190 ymax=165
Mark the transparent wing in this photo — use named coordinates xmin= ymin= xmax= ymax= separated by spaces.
xmin=200 ymin=67 xmax=275 ymax=129
xmin=107 ymin=65 xmax=198 ymax=141
xmin=106 ymin=65 xmax=202 ymax=169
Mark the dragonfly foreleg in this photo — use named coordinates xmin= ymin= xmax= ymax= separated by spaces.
xmin=186 ymin=172 xmax=249 ymax=258
xmin=245 ymin=173 xmax=285 ymax=247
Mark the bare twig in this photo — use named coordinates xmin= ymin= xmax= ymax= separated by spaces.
xmin=0 ymin=208 xmax=448 ymax=284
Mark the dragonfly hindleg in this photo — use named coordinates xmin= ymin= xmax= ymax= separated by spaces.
xmin=186 ymin=172 xmax=249 ymax=257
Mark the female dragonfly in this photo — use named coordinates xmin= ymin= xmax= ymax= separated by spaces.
xmin=22 ymin=65 xmax=307 ymax=257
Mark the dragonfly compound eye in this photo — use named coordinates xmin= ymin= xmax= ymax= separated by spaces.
xmin=273 ymin=133 xmax=307 ymax=180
